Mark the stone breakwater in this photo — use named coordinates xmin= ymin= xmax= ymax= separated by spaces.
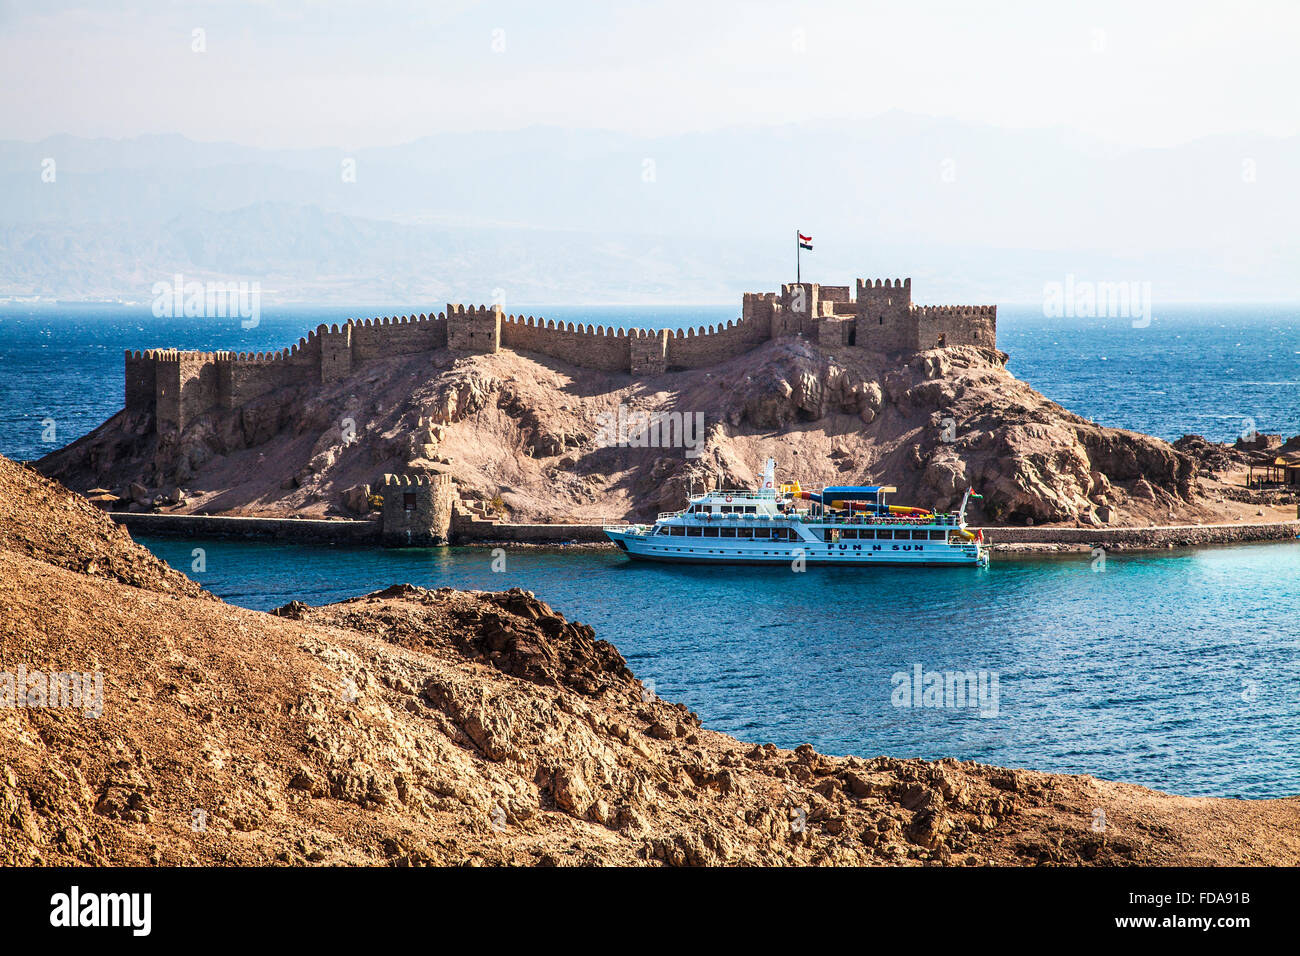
xmin=981 ymin=520 xmax=1300 ymax=551
xmin=110 ymin=512 xmax=379 ymax=544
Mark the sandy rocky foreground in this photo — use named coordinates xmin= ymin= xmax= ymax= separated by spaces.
xmin=2 ymin=456 xmax=1298 ymax=867
xmin=38 ymin=337 xmax=1299 ymax=527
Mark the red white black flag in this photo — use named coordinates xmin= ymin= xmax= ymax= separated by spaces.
xmin=798 ymin=232 xmax=813 ymax=250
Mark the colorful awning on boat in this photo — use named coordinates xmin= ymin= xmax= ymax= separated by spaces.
xmin=822 ymin=486 xmax=897 ymax=497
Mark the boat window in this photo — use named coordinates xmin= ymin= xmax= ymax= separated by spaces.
xmin=686 ymin=526 xmax=702 ymax=537
xmin=841 ymin=529 xmax=857 ymax=539
xmin=877 ymin=530 xmax=893 ymax=540
xmin=720 ymin=527 xmax=737 ymax=538
xmin=930 ymin=530 xmax=946 ymax=540
xmin=743 ymin=506 xmax=756 ymax=514
xmin=753 ymin=528 xmax=770 ymax=540
xmin=670 ymin=525 xmax=685 ymax=536
xmin=737 ymin=527 xmax=753 ymax=539
xmin=704 ymin=526 xmax=719 ymax=537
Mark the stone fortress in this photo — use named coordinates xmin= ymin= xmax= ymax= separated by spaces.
xmin=124 ymin=278 xmax=996 ymax=438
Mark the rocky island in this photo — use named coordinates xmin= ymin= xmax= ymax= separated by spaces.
xmin=35 ymin=278 xmax=1300 ymax=548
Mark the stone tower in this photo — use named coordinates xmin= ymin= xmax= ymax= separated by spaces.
xmin=319 ymin=323 xmax=353 ymax=383
xmin=380 ymin=473 xmax=455 ymax=546
xmin=855 ymin=278 xmax=913 ymax=351
xmin=447 ymin=304 xmax=501 ymax=353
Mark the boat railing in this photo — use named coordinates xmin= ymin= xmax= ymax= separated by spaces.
xmin=801 ymin=515 xmax=954 ymax=525
xmin=656 ymin=511 xmax=963 ymax=527
xmin=692 ymin=490 xmax=777 ymax=501
xmin=603 ymin=519 xmax=650 ymax=534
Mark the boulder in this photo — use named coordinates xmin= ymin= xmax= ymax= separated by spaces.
xmin=342 ymin=484 xmax=371 ymax=515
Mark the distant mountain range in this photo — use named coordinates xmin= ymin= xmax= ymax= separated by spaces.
xmin=2 ymin=114 xmax=1296 ymax=305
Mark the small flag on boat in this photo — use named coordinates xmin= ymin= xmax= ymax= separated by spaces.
xmin=798 ymin=232 xmax=813 ymax=250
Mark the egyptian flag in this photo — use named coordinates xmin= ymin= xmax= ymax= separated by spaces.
xmin=798 ymin=232 xmax=813 ymax=250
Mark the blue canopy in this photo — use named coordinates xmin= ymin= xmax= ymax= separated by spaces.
xmin=823 ymin=486 xmax=894 ymax=499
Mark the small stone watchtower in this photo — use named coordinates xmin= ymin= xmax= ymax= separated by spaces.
xmin=380 ymin=473 xmax=455 ymax=546
xmin=447 ymin=304 xmax=501 ymax=353
xmin=855 ymin=278 xmax=913 ymax=351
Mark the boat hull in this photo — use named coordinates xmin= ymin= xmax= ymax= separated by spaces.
xmin=605 ymin=529 xmax=987 ymax=567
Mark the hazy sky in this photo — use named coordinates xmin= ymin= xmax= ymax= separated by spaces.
xmin=2 ymin=0 xmax=1297 ymax=148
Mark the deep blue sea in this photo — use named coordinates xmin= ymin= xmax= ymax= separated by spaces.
xmin=3 ymin=302 xmax=1300 ymax=797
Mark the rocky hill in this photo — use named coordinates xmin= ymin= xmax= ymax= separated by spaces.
xmin=3 ymin=453 xmax=1299 ymax=866
xmin=39 ymin=335 xmax=1280 ymax=528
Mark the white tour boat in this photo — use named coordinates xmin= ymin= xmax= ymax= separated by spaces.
xmin=604 ymin=459 xmax=989 ymax=567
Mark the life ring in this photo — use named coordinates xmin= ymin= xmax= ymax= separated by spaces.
xmin=725 ymin=494 xmax=733 ymax=502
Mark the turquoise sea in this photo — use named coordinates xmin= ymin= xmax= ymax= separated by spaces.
xmin=136 ymin=535 xmax=1300 ymax=799
xmin=2 ymin=302 xmax=1299 ymax=797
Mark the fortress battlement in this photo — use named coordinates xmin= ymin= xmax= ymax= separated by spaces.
xmin=912 ymin=304 xmax=997 ymax=316
xmin=124 ymin=277 xmax=995 ymax=436
xmin=381 ymin=472 xmax=451 ymax=488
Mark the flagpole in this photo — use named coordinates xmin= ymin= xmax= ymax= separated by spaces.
xmin=796 ymin=228 xmax=800 ymax=285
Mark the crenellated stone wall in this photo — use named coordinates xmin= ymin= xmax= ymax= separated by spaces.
xmin=629 ymin=329 xmax=669 ymax=376
xmin=122 ymin=278 xmax=996 ymax=438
